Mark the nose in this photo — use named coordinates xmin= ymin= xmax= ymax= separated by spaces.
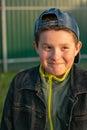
xmin=51 ymin=49 xmax=62 ymax=61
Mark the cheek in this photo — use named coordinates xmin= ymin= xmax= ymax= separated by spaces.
xmin=39 ymin=52 xmax=47 ymax=61
xmin=64 ymin=51 xmax=76 ymax=62
xmin=39 ymin=52 xmax=49 ymax=66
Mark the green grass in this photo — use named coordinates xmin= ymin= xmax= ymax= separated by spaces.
xmin=0 ymin=72 xmax=17 ymax=122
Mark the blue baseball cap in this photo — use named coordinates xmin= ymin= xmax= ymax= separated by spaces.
xmin=34 ymin=8 xmax=80 ymax=63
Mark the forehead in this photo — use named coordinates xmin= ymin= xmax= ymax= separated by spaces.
xmin=39 ymin=30 xmax=75 ymax=43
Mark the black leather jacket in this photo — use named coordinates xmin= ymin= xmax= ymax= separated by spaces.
xmin=1 ymin=64 xmax=87 ymax=130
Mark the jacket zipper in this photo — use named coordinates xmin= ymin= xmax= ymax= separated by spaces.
xmin=48 ymin=76 xmax=54 ymax=130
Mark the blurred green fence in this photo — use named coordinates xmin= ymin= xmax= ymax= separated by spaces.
xmin=0 ymin=0 xmax=87 ymax=72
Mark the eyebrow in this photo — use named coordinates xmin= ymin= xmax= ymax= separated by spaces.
xmin=41 ymin=43 xmax=54 ymax=47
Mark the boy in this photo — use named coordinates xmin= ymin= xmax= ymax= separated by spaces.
xmin=1 ymin=8 xmax=87 ymax=130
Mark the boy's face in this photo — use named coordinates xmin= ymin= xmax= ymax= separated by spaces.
xmin=34 ymin=30 xmax=82 ymax=77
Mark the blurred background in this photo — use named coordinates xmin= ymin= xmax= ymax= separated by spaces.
xmin=0 ymin=0 xmax=87 ymax=121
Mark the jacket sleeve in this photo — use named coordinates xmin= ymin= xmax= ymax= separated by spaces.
xmin=1 ymin=79 xmax=15 ymax=130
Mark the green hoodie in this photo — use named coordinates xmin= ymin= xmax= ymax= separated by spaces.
xmin=39 ymin=65 xmax=71 ymax=130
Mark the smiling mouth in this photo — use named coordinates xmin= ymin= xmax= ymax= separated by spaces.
xmin=48 ymin=62 xmax=64 ymax=65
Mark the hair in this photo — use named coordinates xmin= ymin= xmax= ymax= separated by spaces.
xmin=35 ymin=25 xmax=79 ymax=46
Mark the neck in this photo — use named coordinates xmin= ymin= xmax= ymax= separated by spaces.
xmin=39 ymin=65 xmax=71 ymax=82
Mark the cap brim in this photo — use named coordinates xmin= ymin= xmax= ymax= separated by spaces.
xmin=74 ymin=53 xmax=80 ymax=63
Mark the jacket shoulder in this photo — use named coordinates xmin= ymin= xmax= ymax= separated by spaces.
xmin=72 ymin=65 xmax=87 ymax=92
xmin=73 ymin=65 xmax=87 ymax=78
xmin=11 ymin=66 xmax=40 ymax=90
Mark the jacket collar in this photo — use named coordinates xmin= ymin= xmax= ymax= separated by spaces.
xmin=18 ymin=66 xmax=41 ymax=91
xmin=70 ymin=64 xmax=87 ymax=97
xmin=19 ymin=65 xmax=87 ymax=96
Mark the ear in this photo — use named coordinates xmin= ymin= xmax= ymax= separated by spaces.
xmin=33 ymin=41 xmax=39 ymax=54
xmin=75 ymin=41 xmax=82 ymax=56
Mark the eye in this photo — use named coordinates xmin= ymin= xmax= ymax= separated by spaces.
xmin=43 ymin=45 xmax=52 ymax=51
xmin=62 ymin=46 xmax=69 ymax=51
xmin=47 ymin=46 xmax=52 ymax=50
